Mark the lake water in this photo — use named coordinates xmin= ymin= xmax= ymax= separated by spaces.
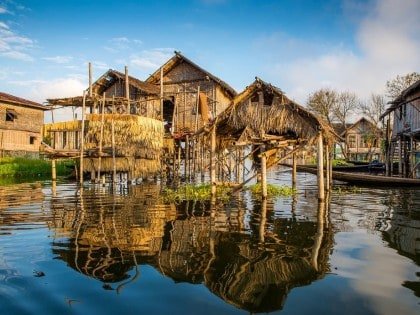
xmin=0 ymin=167 xmax=419 ymax=314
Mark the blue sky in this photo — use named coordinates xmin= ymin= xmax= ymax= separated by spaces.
xmin=0 ymin=0 xmax=419 ymax=115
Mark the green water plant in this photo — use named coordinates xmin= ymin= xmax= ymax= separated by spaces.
xmin=0 ymin=157 xmax=74 ymax=178
xmin=247 ymin=183 xmax=295 ymax=198
xmin=162 ymin=183 xmax=232 ymax=204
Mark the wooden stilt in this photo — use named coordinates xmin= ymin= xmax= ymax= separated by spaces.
xmin=210 ymin=126 xmax=216 ymax=196
xmin=398 ymin=136 xmax=403 ymax=177
xmin=79 ymin=91 xmax=87 ymax=185
xmin=125 ymin=66 xmax=130 ymax=114
xmin=317 ymin=132 xmax=325 ymax=201
xmin=97 ymin=93 xmax=105 ymax=182
xmin=111 ymin=117 xmax=116 ymax=183
xmin=325 ymin=145 xmax=330 ymax=191
xmin=292 ymin=150 xmax=297 ymax=188
xmin=88 ymin=62 xmax=92 ymax=98
xmin=261 ymin=148 xmax=267 ymax=199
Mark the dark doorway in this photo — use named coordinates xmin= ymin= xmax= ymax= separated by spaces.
xmin=163 ymin=98 xmax=175 ymax=124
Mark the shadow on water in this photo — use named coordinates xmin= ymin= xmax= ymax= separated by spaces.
xmin=47 ymin=184 xmax=333 ymax=313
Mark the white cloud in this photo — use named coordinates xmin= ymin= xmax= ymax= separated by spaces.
xmin=42 ymin=55 xmax=73 ymax=64
xmin=0 ymin=21 xmax=9 ymax=29
xmin=266 ymin=0 xmax=420 ymax=104
xmin=0 ymin=7 xmax=7 ymax=14
xmin=105 ymin=36 xmax=143 ymax=53
xmin=0 ymin=20 xmax=35 ymax=61
xmin=129 ymin=48 xmax=174 ymax=72
xmin=1 ymin=50 xmax=32 ymax=61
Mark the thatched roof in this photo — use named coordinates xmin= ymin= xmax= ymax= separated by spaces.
xmin=47 ymin=69 xmax=159 ymax=107
xmin=0 ymin=92 xmax=47 ymax=110
xmin=380 ymin=79 xmax=420 ymax=119
xmin=146 ymin=51 xmax=237 ymax=98
xmin=215 ymin=78 xmax=337 ymax=145
xmin=91 ymin=69 xmax=160 ymax=96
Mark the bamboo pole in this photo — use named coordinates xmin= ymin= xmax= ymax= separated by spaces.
xmin=183 ymin=83 xmax=186 ymax=131
xmin=111 ymin=116 xmax=116 ymax=183
xmin=97 ymin=93 xmax=105 ymax=182
xmin=185 ymin=135 xmax=189 ymax=180
xmin=195 ymin=86 xmax=200 ymax=132
xmin=125 ymin=66 xmax=130 ymax=114
xmin=325 ymin=145 xmax=330 ymax=191
xmin=317 ymin=132 xmax=325 ymax=201
xmin=88 ymin=62 xmax=92 ymax=98
xmin=261 ymin=147 xmax=267 ymax=199
xmin=292 ymin=150 xmax=297 ymax=188
xmin=160 ymin=67 xmax=164 ymax=121
xmin=79 ymin=91 xmax=87 ymax=185
xmin=210 ymin=126 xmax=216 ymax=195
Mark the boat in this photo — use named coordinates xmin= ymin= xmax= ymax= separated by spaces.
xmin=295 ymin=165 xmax=420 ymax=187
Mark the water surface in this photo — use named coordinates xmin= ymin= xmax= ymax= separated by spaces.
xmin=0 ymin=168 xmax=419 ymax=314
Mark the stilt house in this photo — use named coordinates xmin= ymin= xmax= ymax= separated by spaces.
xmin=146 ymin=52 xmax=237 ymax=137
xmin=381 ymin=79 xmax=420 ymax=178
xmin=0 ymin=92 xmax=47 ymax=157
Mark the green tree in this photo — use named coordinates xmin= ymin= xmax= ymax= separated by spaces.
xmin=306 ymin=88 xmax=338 ymax=124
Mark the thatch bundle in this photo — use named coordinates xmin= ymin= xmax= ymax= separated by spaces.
xmin=163 ymin=137 xmax=175 ymax=154
xmin=84 ymin=157 xmax=161 ymax=177
xmin=85 ymin=114 xmax=163 ymax=158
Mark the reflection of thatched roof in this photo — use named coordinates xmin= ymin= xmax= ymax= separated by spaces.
xmin=216 ymin=78 xmax=337 ymax=145
xmin=146 ymin=51 xmax=237 ymax=98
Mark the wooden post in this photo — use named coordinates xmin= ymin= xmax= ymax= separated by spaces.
xmin=195 ymin=86 xmax=200 ymax=132
xmin=261 ymin=147 xmax=267 ymax=199
xmin=51 ymin=159 xmax=56 ymax=181
xmin=317 ymin=132 xmax=325 ymax=201
xmin=79 ymin=91 xmax=87 ymax=185
xmin=398 ymin=136 xmax=403 ymax=177
xmin=210 ymin=126 xmax=216 ymax=196
xmin=97 ymin=93 xmax=105 ymax=181
xmin=160 ymin=67 xmax=164 ymax=121
xmin=88 ymin=62 xmax=92 ymax=98
xmin=183 ymin=83 xmax=186 ymax=131
xmin=125 ymin=66 xmax=130 ymax=114
xmin=325 ymin=145 xmax=330 ymax=191
xmin=111 ymin=116 xmax=117 ymax=183
xmin=329 ymin=145 xmax=333 ymax=188
xmin=185 ymin=135 xmax=189 ymax=180
xmin=292 ymin=150 xmax=297 ymax=189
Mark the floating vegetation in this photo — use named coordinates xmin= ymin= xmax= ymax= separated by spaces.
xmin=162 ymin=184 xmax=232 ymax=204
xmin=247 ymin=183 xmax=295 ymax=198
xmin=332 ymin=159 xmax=353 ymax=167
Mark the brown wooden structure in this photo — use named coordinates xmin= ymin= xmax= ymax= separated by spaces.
xmin=146 ymin=51 xmax=237 ymax=136
xmin=0 ymin=92 xmax=48 ymax=157
xmin=381 ymin=79 xmax=420 ymax=178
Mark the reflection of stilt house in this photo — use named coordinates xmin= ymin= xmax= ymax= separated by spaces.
xmin=43 ymin=68 xmax=164 ymax=180
xmin=146 ymin=52 xmax=236 ymax=136
xmin=381 ymin=79 xmax=420 ymax=178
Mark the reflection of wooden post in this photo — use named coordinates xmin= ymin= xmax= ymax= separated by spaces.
xmin=51 ymin=159 xmax=56 ymax=181
xmin=261 ymin=149 xmax=267 ymax=199
xmin=292 ymin=150 xmax=297 ymax=188
xmin=79 ymin=91 xmax=87 ymax=185
xmin=317 ymin=132 xmax=325 ymax=201
xmin=311 ymin=201 xmax=325 ymax=271
xmin=210 ymin=126 xmax=216 ymax=196
xmin=259 ymin=199 xmax=267 ymax=243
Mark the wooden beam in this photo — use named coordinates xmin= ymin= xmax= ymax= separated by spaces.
xmin=317 ymin=132 xmax=325 ymax=201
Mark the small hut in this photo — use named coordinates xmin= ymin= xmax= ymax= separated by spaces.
xmin=381 ymin=79 xmax=420 ymax=178
xmin=0 ymin=92 xmax=48 ymax=158
xmin=203 ymin=78 xmax=337 ymax=199
xmin=146 ymin=51 xmax=237 ymax=136
xmin=43 ymin=67 xmax=164 ymax=182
